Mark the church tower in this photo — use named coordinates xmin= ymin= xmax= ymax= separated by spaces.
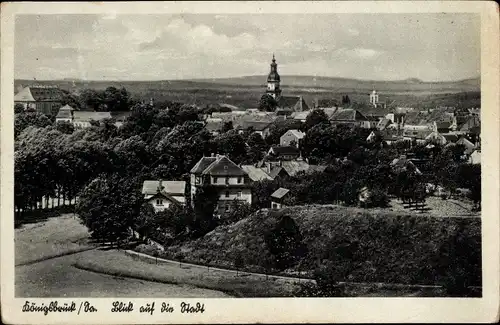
xmin=266 ymin=54 xmax=282 ymax=100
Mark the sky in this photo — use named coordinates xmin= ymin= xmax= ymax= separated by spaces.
xmin=15 ymin=13 xmax=480 ymax=82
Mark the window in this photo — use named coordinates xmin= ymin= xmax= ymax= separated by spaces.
xmin=272 ymin=203 xmax=278 ymax=209
xmin=225 ymin=205 xmax=230 ymax=212
xmin=225 ymin=191 xmax=229 ymax=198
xmin=237 ymin=191 xmax=242 ymax=198
xmin=225 ymin=177 xmax=229 ymax=185
xmin=237 ymin=177 xmax=242 ymax=184
xmin=156 ymin=199 xmax=163 ymax=205
xmin=195 ymin=176 xmax=200 ymax=184
xmin=213 ymin=177 xmax=218 ymax=184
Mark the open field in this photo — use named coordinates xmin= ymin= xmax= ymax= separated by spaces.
xmin=15 ymin=76 xmax=480 ymax=111
xmin=15 ymin=213 xmax=94 ymax=266
xmin=15 ymin=214 xmax=229 ymax=297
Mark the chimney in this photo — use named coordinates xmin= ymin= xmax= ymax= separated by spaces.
xmin=266 ymin=163 xmax=271 ymax=174
xmin=157 ymin=179 xmax=163 ymax=193
xmin=211 ymin=153 xmax=215 ymax=157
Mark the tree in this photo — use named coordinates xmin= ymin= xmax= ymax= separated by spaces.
xmin=213 ymin=130 xmax=247 ymax=164
xmin=304 ymin=109 xmax=329 ymax=131
xmin=76 ymin=175 xmax=142 ymax=244
xmin=245 ymin=132 xmax=267 ymax=163
xmin=135 ymin=203 xmax=157 ymax=241
xmin=264 ymin=214 xmax=307 ymax=270
xmin=56 ymin=121 xmax=75 ymax=134
xmin=221 ymin=121 xmax=233 ymax=133
xmin=15 ymin=112 xmax=52 ymax=138
xmin=80 ymin=89 xmax=104 ymax=111
xmin=342 ymin=95 xmax=351 ymax=105
xmin=14 ymin=103 xmax=25 ymax=114
xmin=221 ymin=200 xmax=254 ymax=225
xmin=258 ymin=94 xmax=278 ymax=112
xmin=265 ymin=119 xmax=303 ymax=146
xmin=103 ymin=86 xmax=130 ymax=111
xmin=191 ymin=186 xmax=219 ymax=237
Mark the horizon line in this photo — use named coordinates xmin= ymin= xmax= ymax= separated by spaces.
xmin=14 ymin=74 xmax=481 ymax=84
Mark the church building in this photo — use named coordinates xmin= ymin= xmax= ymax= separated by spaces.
xmin=266 ymin=54 xmax=282 ymax=100
xmin=265 ymin=54 xmax=309 ymax=113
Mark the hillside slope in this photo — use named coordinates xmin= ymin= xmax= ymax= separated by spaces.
xmin=164 ymin=205 xmax=481 ymax=287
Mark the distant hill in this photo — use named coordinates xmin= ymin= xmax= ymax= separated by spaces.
xmin=15 ymin=75 xmax=480 ymax=94
xmin=189 ymin=75 xmax=480 ymax=93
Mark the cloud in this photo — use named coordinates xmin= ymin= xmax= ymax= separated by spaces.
xmin=138 ymin=18 xmax=258 ymax=57
xmin=336 ymin=47 xmax=383 ymax=59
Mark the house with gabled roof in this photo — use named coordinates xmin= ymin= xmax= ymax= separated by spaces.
xmin=190 ymin=154 xmax=252 ymax=215
xmin=240 ymin=165 xmax=273 ymax=182
xmin=468 ymin=149 xmax=481 ymax=165
xmin=267 ymin=145 xmax=300 ymax=161
xmin=55 ymin=104 xmax=74 ymax=123
xmin=234 ymin=120 xmax=272 ymax=138
xmin=142 ymin=180 xmax=186 ymax=212
xmin=456 ymin=137 xmax=476 ymax=155
xmin=329 ymin=108 xmax=368 ymax=128
xmin=277 ymin=95 xmax=310 ymax=112
xmin=280 ymin=129 xmax=305 ymax=148
xmin=14 ymin=85 xmax=66 ymax=116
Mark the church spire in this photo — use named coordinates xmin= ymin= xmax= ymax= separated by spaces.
xmin=266 ymin=54 xmax=281 ymax=100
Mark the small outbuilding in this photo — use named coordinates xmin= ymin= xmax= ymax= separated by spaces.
xmin=270 ymin=187 xmax=291 ymax=209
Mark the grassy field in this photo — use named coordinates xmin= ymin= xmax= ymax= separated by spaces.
xmin=73 ymin=249 xmax=301 ymax=297
xmin=15 ymin=213 xmax=94 ymax=266
xmin=15 ymin=214 xmax=230 ymax=297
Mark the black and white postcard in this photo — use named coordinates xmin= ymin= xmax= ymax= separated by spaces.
xmin=1 ymin=1 xmax=499 ymax=323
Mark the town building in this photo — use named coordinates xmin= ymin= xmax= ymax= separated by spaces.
xmin=72 ymin=111 xmax=113 ymax=128
xmin=234 ymin=120 xmax=272 ymax=138
xmin=280 ymin=129 xmax=305 ymax=148
xmin=468 ymin=149 xmax=481 ymax=165
xmin=329 ymin=108 xmax=369 ymax=128
xmin=402 ymin=125 xmax=433 ymax=144
xmin=240 ymin=165 xmax=273 ymax=182
xmin=55 ymin=104 xmax=74 ymax=123
xmin=190 ymin=154 xmax=252 ymax=215
xmin=14 ymin=85 xmax=66 ymax=116
xmin=266 ymin=54 xmax=282 ymax=100
xmin=425 ymin=131 xmax=458 ymax=146
xmin=369 ymin=90 xmax=379 ymax=107
xmin=204 ymin=118 xmax=224 ymax=136
xmin=142 ymin=180 xmax=186 ymax=212
xmin=314 ymin=98 xmax=339 ymax=109
xmin=276 ymin=95 xmax=310 ymax=113
xmin=267 ymin=145 xmax=300 ymax=161
xmin=456 ymin=137 xmax=477 ymax=155
xmin=290 ymin=111 xmax=309 ymax=122
xmin=270 ymin=188 xmax=291 ymax=209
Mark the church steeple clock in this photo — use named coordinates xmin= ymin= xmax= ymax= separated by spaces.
xmin=266 ymin=54 xmax=282 ymax=100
